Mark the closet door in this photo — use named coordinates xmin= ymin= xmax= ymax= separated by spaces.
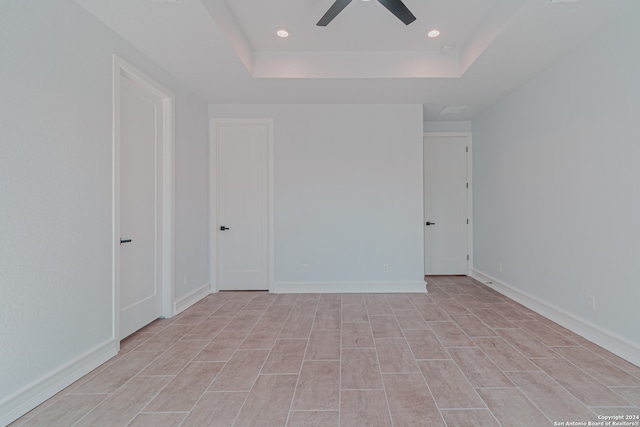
xmin=424 ymin=134 xmax=469 ymax=275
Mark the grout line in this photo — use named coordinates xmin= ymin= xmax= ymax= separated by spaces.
xmin=368 ymin=295 xmax=395 ymax=425
xmin=228 ymin=294 xmax=279 ymax=427
xmin=170 ymin=298 xmax=261 ymax=427
xmin=284 ymin=296 xmax=318 ymax=425
xmin=25 ymin=280 xmax=640 ymax=427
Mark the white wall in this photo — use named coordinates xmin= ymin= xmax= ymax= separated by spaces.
xmin=209 ymin=104 xmax=425 ymax=292
xmin=472 ymin=8 xmax=640 ymax=362
xmin=0 ymin=1 xmax=209 ymax=423
xmin=174 ymin=92 xmax=210 ymax=301
xmin=423 ymin=121 xmax=472 ymax=133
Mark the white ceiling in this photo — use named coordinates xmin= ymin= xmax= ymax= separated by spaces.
xmin=76 ymin=0 xmax=638 ymax=120
xmin=228 ymin=0 xmax=498 ymax=52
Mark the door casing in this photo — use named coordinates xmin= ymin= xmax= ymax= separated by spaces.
xmin=423 ymin=132 xmax=473 ymax=275
xmin=113 ymin=55 xmax=175 ymax=347
xmin=209 ymin=118 xmax=275 ymax=292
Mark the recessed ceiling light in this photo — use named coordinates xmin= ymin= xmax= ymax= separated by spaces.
xmin=427 ymin=29 xmax=440 ymax=38
xmin=276 ymin=28 xmax=290 ymax=38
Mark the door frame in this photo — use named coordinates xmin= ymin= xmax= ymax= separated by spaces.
xmin=209 ymin=118 xmax=275 ymax=292
xmin=112 ymin=55 xmax=175 ymax=347
xmin=423 ymin=132 xmax=473 ymax=275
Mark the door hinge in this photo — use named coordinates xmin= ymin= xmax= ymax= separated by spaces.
xmin=466 ymin=146 xmax=469 ymax=153
xmin=466 ymin=218 xmax=469 ymax=225
xmin=467 ymin=255 xmax=470 ymax=261
xmin=466 ymin=182 xmax=468 ymax=189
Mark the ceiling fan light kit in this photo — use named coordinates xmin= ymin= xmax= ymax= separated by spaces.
xmin=317 ymin=0 xmax=417 ymax=26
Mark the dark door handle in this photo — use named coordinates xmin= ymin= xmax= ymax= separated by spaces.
xmin=220 ymin=226 xmax=230 ymax=231
xmin=425 ymin=222 xmax=436 ymax=226
xmin=120 ymin=239 xmax=132 ymax=244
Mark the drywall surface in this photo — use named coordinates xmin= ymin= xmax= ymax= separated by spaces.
xmin=423 ymin=121 xmax=472 ymax=133
xmin=174 ymin=90 xmax=210 ymax=300
xmin=472 ymin=8 xmax=640 ymax=348
xmin=0 ymin=0 xmax=208 ymax=417
xmin=209 ymin=104 xmax=425 ymax=289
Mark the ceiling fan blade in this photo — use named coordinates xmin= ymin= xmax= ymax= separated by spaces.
xmin=377 ymin=0 xmax=416 ymax=25
xmin=317 ymin=0 xmax=353 ymax=26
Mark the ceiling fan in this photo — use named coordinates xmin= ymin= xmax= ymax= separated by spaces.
xmin=317 ymin=0 xmax=417 ymax=26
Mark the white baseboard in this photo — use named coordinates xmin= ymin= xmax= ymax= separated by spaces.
xmin=0 ymin=338 xmax=117 ymax=427
xmin=470 ymin=269 xmax=640 ymax=367
xmin=272 ymin=281 xmax=427 ymax=294
xmin=174 ymin=283 xmax=212 ymax=315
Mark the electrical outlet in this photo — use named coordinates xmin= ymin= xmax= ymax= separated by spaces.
xmin=383 ymin=264 xmax=389 ymax=273
xmin=587 ymin=294 xmax=595 ymax=311
xmin=498 ymin=262 xmax=503 ymax=273
xmin=302 ymin=263 xmax=308 ymax=273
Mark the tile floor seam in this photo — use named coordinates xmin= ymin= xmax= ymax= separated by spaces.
xmin=441 ymin=346 xmax=491 ymax=412
xmin=137 ymin=327 xmax=228 ymax=422
xmin=213 ymin=299 xmax=280 ymax=427
xmin=14 ymin=278 xmax=640 ymax=427
xmin=512 ymin=382 xmax=557 ymax=425
xmin=413 ymin=342 xmax=450 ymax=426
xmin=152 ymin=326 xmax=232 ymax=424
xmin=68 ymin=353 xmax=170 ymax=427
xmin=339 ymin=388 xmax=386 ymax=391
xmin=163 ymin=360 xmax=228 ymax=426
xmin=551 ymin=352 xmax=638 ymax=405
xmin=228 ymin=344 xmax=277 ymax=426
xmin=518 ymin=365 xmax=600 ymax=418
xmin=284 ymin=297 xmax=319 ymax=426
xmin=378 ymin=329 xmax=400 ymax=426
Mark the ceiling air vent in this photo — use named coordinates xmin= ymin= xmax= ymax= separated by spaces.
xmin=440 ymin=106 xmax=467 ymax=114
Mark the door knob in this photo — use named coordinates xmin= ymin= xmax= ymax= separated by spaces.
xmin=220 ymin=226 xmax=230 ymax=231
xmin=425 ymin=222 xmax=436 ymax=226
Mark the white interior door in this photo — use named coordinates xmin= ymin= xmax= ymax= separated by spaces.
xmin=424 ymin=135 xmax=469 ymax=275
xmin=217 ymin=121 xmax=270 ymax=290
xmin=119 ymin=75 xmax=163 ymax=338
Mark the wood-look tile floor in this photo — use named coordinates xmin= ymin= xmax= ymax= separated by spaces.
xmin=12 ymin=276 xmax=640 ymax=427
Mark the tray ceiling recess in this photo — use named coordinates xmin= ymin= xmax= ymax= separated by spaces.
xmin=75 ymin=0 xmax=638 ymax=119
